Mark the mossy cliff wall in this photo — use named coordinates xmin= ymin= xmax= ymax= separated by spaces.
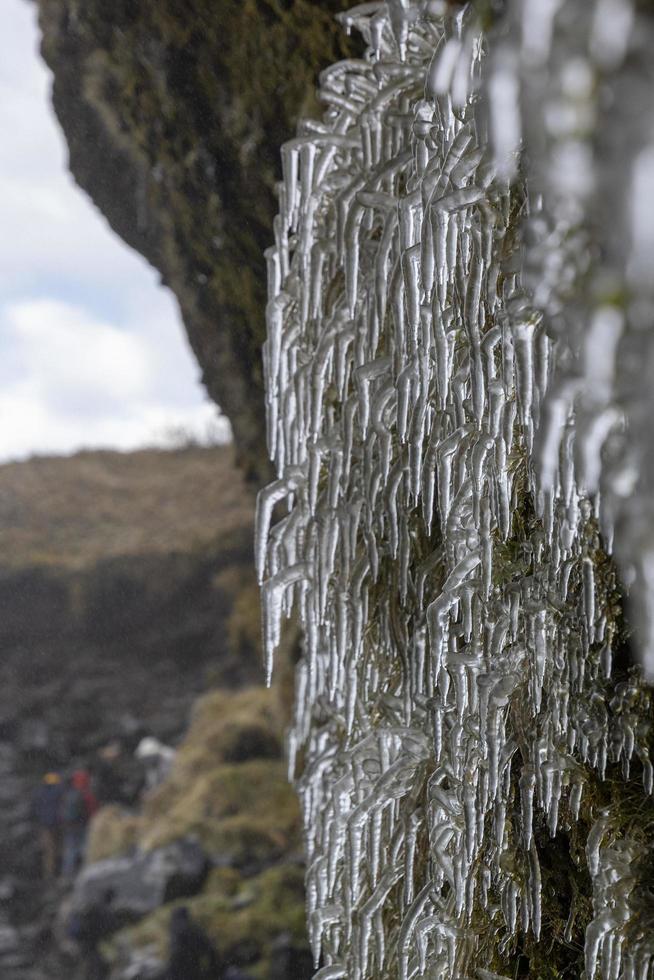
xmin=35 ymin=0 xmax=358 ymax=483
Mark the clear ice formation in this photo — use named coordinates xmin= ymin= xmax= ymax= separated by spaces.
xmin=256 ymin=1 xmax=654 ymax=977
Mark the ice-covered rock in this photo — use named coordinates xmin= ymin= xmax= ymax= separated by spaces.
xmin=258 ymin=1 xmax=654 ymax=977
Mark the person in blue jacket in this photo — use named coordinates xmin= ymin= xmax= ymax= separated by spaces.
xmin=31 ymin=772 xmax=64 ymax=878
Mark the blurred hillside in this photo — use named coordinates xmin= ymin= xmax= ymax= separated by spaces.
xmin=0 ymin=446 xmax=263 ymax=754
xmin=0 ymin=445 xmax=253 ymax=569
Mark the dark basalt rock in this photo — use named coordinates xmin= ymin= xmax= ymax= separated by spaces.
xmin=72 ymin=839 xmax=209 ymax=921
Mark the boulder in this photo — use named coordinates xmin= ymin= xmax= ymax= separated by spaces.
xmin=72 ymin=839 xmax=208 ymax=921
xmin=0 ymin=923 xmax=19 ymax=953
xmin=110 ymin=949 xmax=166 ymax=980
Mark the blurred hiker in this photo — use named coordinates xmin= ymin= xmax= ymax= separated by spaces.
xmin=166 ymin=906 xmax=221 ymax=979
xmin=67 ymin=888 xmax=115 ymax=980
xmin=61 ymin=769 xmax=98 ymax=877
xmin=31 ymin=772 xmax=64 ymax=878
xmin=135 ymin=736 xmax=175 ymax=792
xmin=93 ymin=742 xmax=122 ymax=804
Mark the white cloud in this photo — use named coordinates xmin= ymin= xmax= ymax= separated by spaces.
xmin=7 ymin=299 xmax=152 ymax=408
xmin=0 ymin=297 xmax=228 ymax=459
xmin=0 ymin=378 xmax=226 ymax=460
xmin=0 ymin=0 xmax=230 ymax=461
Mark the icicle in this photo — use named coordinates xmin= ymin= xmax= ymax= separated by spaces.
xmin=258 ymin=1 xmax=654 ymax=974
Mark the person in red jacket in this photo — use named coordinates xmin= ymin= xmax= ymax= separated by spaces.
xmin=61 ymin=769 xmax=98 ymax=878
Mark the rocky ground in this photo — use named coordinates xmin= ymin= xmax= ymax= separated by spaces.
xmin=0 ymin=447 xmax=307 ymax=978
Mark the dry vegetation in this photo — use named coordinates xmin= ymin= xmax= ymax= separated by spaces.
xmin=0 ymin=445 xmax=254 ymax=569
xmin=88 ymin=687 xmax=300 ymax=864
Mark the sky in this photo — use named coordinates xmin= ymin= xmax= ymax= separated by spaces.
xmin=0 ymin=0 xmax=230 ymax=462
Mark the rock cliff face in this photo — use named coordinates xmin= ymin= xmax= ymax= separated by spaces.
xmin=34 ymin=0 xmax=358 ymax=483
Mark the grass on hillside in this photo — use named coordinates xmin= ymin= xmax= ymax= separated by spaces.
xmin=0 ymin=445 xmax=255 ymax=569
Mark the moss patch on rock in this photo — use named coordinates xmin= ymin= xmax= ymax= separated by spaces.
xmin=88 ymin=683 xmax=309 ymax=976
xmin=141 ymin=757 xmax=300 ymax=860
xmin=107 ymin=862 xmax=309 ymax=977
xmin=169 ymin=687 xmax=284 ymax=777
xmin=86 ymin=805 xmax=143 ymax=864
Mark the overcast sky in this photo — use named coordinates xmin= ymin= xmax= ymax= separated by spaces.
xmin=0 ymin=0 xmax=229 ymax=462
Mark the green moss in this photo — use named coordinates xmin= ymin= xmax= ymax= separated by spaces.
xmin=190 ymin=811 xmax=295 ymax=869
xmin=106 ymin=863 xmax=309 ymax=977
xmin=203 ymin=866 xmax=243 ymax=897
xmin=141 ymin=757 xmax=301 ymax=856
xmin=86 ymin=805 xmax=143 ymax=863
xmin=172 ymin=688 xmax=283 ymax=775
xmin=95 ymin=684 xmax=309 ymax=973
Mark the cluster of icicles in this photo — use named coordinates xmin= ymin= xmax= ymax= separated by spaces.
xmin=256 ymin=1 xmax=654 ymax=977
